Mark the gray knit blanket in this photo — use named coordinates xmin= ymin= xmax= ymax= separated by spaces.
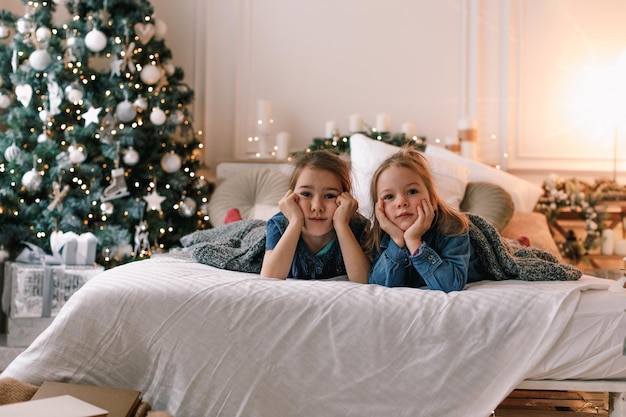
xmin=178 ymin=215 xmax=581 ymax=281
xmin=467 ymin=213 xmax=581 ymax=281
xmin=179 ymin=219 xmax=266 ymax=273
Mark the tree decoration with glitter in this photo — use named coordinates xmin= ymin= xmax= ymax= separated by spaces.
xmin=0 ymin=0 xmax=211 ymax=267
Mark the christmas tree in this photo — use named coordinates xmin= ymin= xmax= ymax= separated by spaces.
xmin=0 ymin=0 xmax=211 ymax=267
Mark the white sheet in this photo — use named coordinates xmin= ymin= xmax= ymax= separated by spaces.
xmin=2 ymin=255 xmax=625 ymax=417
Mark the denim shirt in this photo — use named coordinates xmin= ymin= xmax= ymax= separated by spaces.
xmin=368 ymin=228 xmax=488 ymax=292
xmin=265 ymin=212 xmax=369 ymax=279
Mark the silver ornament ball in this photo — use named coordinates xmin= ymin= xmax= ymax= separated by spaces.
xmin=179 ymin=197 xmax=197 ymax=217
xmin=37 ymin=132 xmax=50 ymax=143
xmin=22 ymin=169 xmax=42 ymax=192
xmin=85 ymin=29 xmax=107 ymax=52
xmin=68 ymin=143 xmax=87 ymax=164
xmin=140 ymin=65 xmax=161 ymax=85
xmin=123 ymin=146 xmax=140 ymax=166
xmin=100 ymin=201 xmax=114 ymax=215
xmin=4 ymin=143 xmax=21 ymax=162
xmin=161 ymin=152 xmax=182 ymax=173
xmin=29 ymin=49 xmax=51 ymax=72
xmin=116 ymin=100 xmax=137 ymax=122
xmin=36 ymin=26 xmax=52 ymax=42
xmin=150 ymin=107 xmax=166 ymax=126
xmin=0 ymin=93 xmax=11 ymax=109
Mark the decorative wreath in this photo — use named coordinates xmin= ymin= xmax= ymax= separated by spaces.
xmin=534 ymin=175 xmax=625 ymax=263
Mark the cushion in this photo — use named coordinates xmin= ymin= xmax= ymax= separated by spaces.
xmin=208 ymin=168 xmax=289 ymax=227
xmin=460 ymin=182 xmax=515 ymax=231
xmin=500 ymin=211 xmax=562 ymax=261
xmin=424 ymin=145 xmax=543 ymax=212
xmin=350 ymin=133 xmax=469 ymax=221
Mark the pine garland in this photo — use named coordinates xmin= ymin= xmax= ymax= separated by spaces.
xmin=305 ymin=131 xmax=427 ymax=154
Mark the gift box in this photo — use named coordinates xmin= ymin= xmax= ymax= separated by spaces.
xmin=50 ymin=231 xmax=97 ymax=265
xmin=4 ymin=261 xmax=104 ymax=318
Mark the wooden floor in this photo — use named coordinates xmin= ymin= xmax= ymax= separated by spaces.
xmin=495 ymin=389 xmax=609 ymax=416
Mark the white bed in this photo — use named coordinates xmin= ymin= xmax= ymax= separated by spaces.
xmin=1 ymin=253 xmax=625 ymax=417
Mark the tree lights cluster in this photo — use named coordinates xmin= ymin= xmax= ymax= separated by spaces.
xmin=0 ymin=0 xmax=211 ymax=267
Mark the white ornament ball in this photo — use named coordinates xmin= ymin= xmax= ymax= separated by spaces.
xmin=36 ymin=26 xmax=52 ymax=42
xmin=39 ymin=109 xmax=51 ymax=123
xmin=140 ymin=65 xmax=161 ymax=85
xmin=16 ymin=17 xmax=33 ymax=34
xmin=65 ymin=85 xmax=83 ymax=104
xmin=123 ymin=146 xmax=140 ymax=166
xmin=85 ymin=28 xmax=107 ymax=52
xmin=0 ymin=93 xmax=11 ymax=109
xmin=0 ymin=24 xmax=10 ymax=40
xmin=68 ymin=143 xmax=87 ymax=164
xmin=22 ymin=169 xmax=42 ymax=192
xmin=37 ymin=131 xmax=50 ymax=143
xmin=150 ymin=107 xmax=166 ymax=126
xmin=154 ymin=19 xmax=168 ymax=39
xmin=100 ymin=201 xmax=114 ymax=215
xmin=160 ymin=152 xmax=181 ymax=173
xmin=179 ymin=197 xmax=197 ymax=217
xmin=115 ymin=100 xmax=137 ymax=122
xmin=171 ymin=110 xmax=184 ymax=125
xmin=4 ymin=143 xmax=21 ymax=162
xmin=67 ymin=36 xmax=78 ymax=48
xmin=29 ymin=49 xmax=51 ymax=71
xmin=134 ymin=97 xmax=148 ymax=111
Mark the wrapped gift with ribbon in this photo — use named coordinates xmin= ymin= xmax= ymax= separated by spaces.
xmin=49 ymin=231 xmax=97 ymax=265
xmin=5 ymin=237 xmax=103 ymax=320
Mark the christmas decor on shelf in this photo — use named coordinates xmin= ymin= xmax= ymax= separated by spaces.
xmin=0 ymin=0 xmax=211 ymax=268
xmin=535 ymin=175 xmax=626 ymax=264
xmin=305 ymin=113 xmax=427 ymax=155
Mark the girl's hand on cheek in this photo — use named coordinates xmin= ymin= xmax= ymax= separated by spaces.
xmin=375 ymin=198 xmax=405 ymax=248
xmin=279 ymin=190 xmax=304 ymax=226
xmin=405 ymin=199 xmax=435 ymax=241
xmin=333 ymin=192 xmax=357 ymax=226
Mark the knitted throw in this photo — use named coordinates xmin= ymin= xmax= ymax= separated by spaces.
xmin=467 ymin=213 xmax=582 ymax=282
xmin=180 ymin=219 xmax=267 ymax=273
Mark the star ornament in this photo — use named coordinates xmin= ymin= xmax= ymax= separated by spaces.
xmin=143 ymin=189 xmax=166 ymax=212
xmin=83 ymin=106 xmax=102 ymax=127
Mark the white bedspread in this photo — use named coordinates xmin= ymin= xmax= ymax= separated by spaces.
xmin=2 ymin=255 xmax=624 ymax=417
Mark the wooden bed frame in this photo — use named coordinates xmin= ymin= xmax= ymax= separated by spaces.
xmin=515 ymin=379 xmax=626 ymax=416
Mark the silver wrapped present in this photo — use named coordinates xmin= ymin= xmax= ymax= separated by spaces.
xmin=4 ymin=261 xmax=104 ymax=318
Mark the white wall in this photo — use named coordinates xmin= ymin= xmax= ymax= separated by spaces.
xmin=5 ymin=0 xmax=626 ymax=183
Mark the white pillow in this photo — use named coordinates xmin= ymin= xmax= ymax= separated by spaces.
xmin=208 ymin=168 xmax=289 ymax=227
xmin=349 ymin=134 xmax=469 ymax=221
xmin=424 ymin=145 xmax=543 ymax=212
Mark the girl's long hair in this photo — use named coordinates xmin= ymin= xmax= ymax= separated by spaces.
xmin=364 ymin=146 xmax=469 ymax=255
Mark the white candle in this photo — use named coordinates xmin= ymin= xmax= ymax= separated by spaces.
xmin=401 ymin=122 xmax=415 ymax=138
xmin=275 ymin=132 xmax=290 ymax=160
xmin=325 ymin=120 xmax=338 ymax=138
xmin=349 ymin=114 xmax=363 ymax=133
xmin=257 ymin=99 xmax=272 ymax=134
xmin=614 ymin=239 xmax=626 ymax=256
xmin=376 ymin=113 xmax=390 ymax=132
xmin=460 ymin=141 xmax=477 ymax=160
xmin=602 ymin=229 xmax=615 ymax=255
xmin=257 ymin=135 xmax=267 ymax=157
xmin=257 ymin=99 xmax=272 ymax=122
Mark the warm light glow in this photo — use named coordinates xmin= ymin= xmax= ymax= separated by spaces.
xmin=564 ymin=49 xmax=626 ymax=140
